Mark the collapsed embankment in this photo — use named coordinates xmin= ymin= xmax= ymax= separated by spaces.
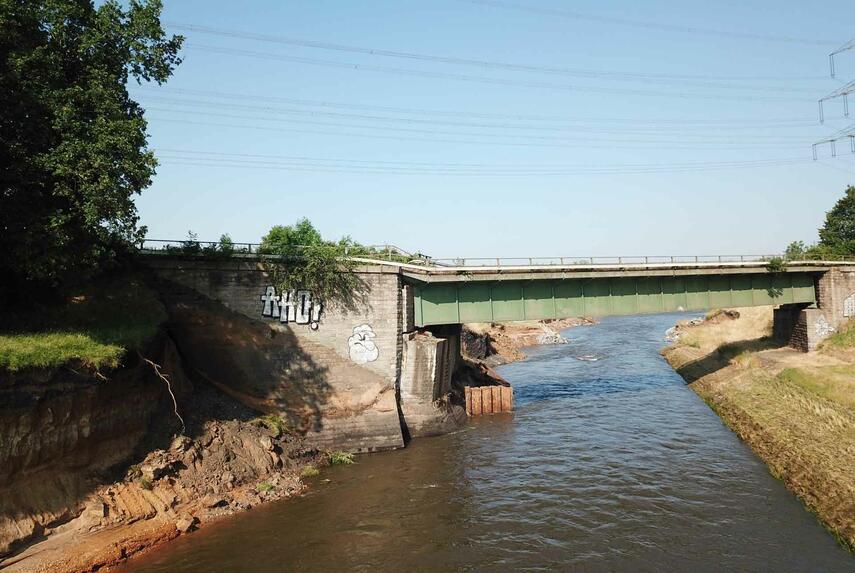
xmin=662 ymin=307 xmax=855 ymax=550
xmin=0 ymin=275 xmax=329 ymax=573
xmin=0 ymin=332 xmax=323 ymax=573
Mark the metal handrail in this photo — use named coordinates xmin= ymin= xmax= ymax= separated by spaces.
xmin=138 ymin=239 xmax=419 ymax=260
xmin=427 ymin=254 xmax=855 ymax=267
xmin=137 ymin=240 xmax=855 ymax=267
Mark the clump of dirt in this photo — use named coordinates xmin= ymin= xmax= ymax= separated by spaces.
xmin=463 ymin=317 xmax=595 ymax=366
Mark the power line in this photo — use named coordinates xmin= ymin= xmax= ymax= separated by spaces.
xmin=138 ymin=96 xmax=819 ymax=137
xmin=457 ymin=0 xmax=835 ymax=47
xmin=167 ymin=22 xmax=829 ymax=85
xmin=156 ymin=153 xmax=814 ymax=176
xmin=145 ymin=112 xmax=812 ymax=149
xmin=182 ymin=43 xmax=812 ymax=102
xmin=133 ymin=85 xmax=817 ymax=126
xmin=154 ymin=148 xmax=810 ymax=169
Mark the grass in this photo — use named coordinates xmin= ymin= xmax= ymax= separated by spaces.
xmin=254 ymin=414 xmax=289 ymax=437
xmin=256 ymin=481 xmax=274 ymax=493
xmin=678 ymin=307 xmax=773 ymax=354
xmin=300 ymin=465 xmax=320 ymax=478
xmin=820 ymin=319 xmax=855 ymax=350
xmin=328 ymin=451 xmax=355 ymax=465
xmin=778 ymin=366 xmax=855 ymax=410
xmin=0 ymin=274 xmax=166 ymax=372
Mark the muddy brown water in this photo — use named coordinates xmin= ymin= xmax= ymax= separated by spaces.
xmin=122 ymin=313 xmax=853 ymax=572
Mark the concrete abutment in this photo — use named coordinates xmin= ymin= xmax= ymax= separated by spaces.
xmin=774 ymin=268 xmax=855 ymax=351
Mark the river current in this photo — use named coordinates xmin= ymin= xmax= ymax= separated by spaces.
xmin=123 ymin=313 xmax=852 ymax=572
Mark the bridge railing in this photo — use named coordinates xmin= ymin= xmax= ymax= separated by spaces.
xmin=137 ymin=240 xmax=855 ymax=268
xmin=137 ymin=239 xmax=427 ymax=262
xmin=429 ymin=254 xmax=855 ymax=267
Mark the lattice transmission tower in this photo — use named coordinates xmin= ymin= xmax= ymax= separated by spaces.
xmin=814 ymin=39 xmax=855 ymax=159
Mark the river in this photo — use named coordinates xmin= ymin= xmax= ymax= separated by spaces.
xmin=122 ymin=313 xmax=853 ymax=572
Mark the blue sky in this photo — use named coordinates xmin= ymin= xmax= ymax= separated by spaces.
xmin=133 ymin=0 xmax=855 ymax=257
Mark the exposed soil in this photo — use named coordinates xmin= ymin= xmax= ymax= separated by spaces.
xmin=462 ymin=317 xmax=595 ymax=366
xmin=1 ymin=368 xmax=323 ymax=573
xmin=662 ymin=307 xmax=855 ymax=551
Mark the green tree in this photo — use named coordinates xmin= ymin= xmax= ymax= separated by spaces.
xmin=784 ymin=241 xmax=806 ymax=260
xmin=259 ymin=218 xmax=324 ymax=255
xmin=818 ymin=185 xmax=855 ymax=254
xmin=0 ymin=0 xmax=182 ymax=304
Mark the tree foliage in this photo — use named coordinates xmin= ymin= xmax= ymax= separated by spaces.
xmin=259 ymin=219 xmax=366 ymax=310
xmin=817 ymin=185 xmax=855 ymax=255
xmin=0 ymin=0 xmax=182 ymax=303
xmin=785 ymin=186 xmax=855 ymax=259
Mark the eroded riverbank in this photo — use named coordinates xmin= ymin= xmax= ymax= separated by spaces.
xmin=662 ymin=307 xmax=855 ymax=550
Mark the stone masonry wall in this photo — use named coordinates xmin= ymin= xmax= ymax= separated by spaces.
xmin=145 ymin=257 xmax=405 ymax=452
xmin=780 ymin=268 xmax=855 ymax=351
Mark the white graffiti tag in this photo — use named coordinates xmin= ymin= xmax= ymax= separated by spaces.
xmin=260 ymin=286 xmax=322 ymax=329
xmin=815 ymin=315 xmax=835 ymax=338
xmin=348 ymin=324 xmax=379 ymax=364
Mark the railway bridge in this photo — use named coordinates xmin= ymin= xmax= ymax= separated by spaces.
xmin=140 ymin=246 xmax=855 ymax=452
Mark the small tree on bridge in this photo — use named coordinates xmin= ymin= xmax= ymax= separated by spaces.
xmin=259 ymin=219 xmax=366 ymax=310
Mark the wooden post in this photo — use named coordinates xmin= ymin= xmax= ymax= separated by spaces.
xmin=472 ymin=388 xmax=483 ymax=416
xmin=501 ymin=386 xmax=513 ymax=412
xmin=491 ymin=386 xmax=502 ymax=414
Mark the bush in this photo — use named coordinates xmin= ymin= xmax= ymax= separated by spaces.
xmin=254 ymin=414 xmax=289 ymax=437
xmin=300 ymin=465 xmax=320 ymax=478
xmin=328 ymin=451 xmax=355 ymax=465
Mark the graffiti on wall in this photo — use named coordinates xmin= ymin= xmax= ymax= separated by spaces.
xmin=844 ymin=293 xmax=855 ymax=318
xmin=815 ymin=315 xmax=835 ymax=338
xmin=260 ymin=286 xmax=322 ymax=330
xmin=348 ymin=324 xmax=379 ymax=364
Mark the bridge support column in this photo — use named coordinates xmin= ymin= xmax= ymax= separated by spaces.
xmin=778 ymin=268 xmax=855 ymax=351
xmin=398 ymin=325 xmax=466 ymax=438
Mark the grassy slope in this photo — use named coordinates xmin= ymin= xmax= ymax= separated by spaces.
xmin=662 ymin=307 xmax=855 ymax=551
xmin=0 ymin=274 xmax=166 ymax=372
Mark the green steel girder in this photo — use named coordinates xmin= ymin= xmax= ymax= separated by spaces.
xmin=410 ymin=272 xmax=817 ymax=327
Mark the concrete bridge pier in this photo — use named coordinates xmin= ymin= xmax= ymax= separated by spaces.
xmin=774 ymin=268 xmax=855 ymax=351
xmin=398 ymin=325 xmax=467 ymax=439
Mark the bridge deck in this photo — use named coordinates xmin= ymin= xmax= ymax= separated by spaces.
xmin=404 ymin=268 xmax=822 ymax=327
